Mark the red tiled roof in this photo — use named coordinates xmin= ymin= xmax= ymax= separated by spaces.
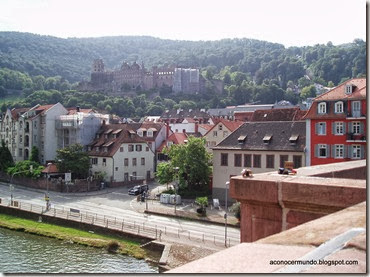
xmin=199 ymin=124 xmax=213 ymax=131
xmin=88 ymin=124 xmax=147 ymax=157
xmin=41 ymin=163 xmax=59 ymax=174
xmin=157 ymin=133 xmax=188 ymax=152
xmin=221 ymin=119 xmax=244 ymax=131
xmin=251 ymin=108 xmax=307 ymax=122
xmin=314 ymin=78 xmax=366 ymax=101
xmin=304 ymin=78 xmax=367 ymax=120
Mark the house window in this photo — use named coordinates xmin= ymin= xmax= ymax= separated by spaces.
xmin=147 ymin=131 xmax=153 ymax=137
xmin=18 ymin=148 xmax=23 ymax=157
xmin=352 ymin=145 xmax=361 ymax=159
xmin=244 ymin=154 xmax=252 ymax=167
xmin=128 ymin=144 xmax=134 ymax=152
xmin=136 ymin=145 xmax=142 ymax=152
xmin=334 ymin=122 xmax=344 ymax=135
xmin=279 ymin=155 xmax=289 ymax=167
xmin=334 ymin=101 xmax=343 ymax=113
xmin=318 ymin=102 xmax=327 ymax=114
xmin=213 ymin=131 xmax=218 ymax=137
xmin=132 ymin=158 xmax=137 ymax=166
xmin=317 ymin=144 xmax=327 ymax=158
xmin=102 ymin=158 xmax=106 ymax=166
xmin=124 ymin=158 xmax=129 ymax=166
xmin=253 ymin=154 xmax=261 ymax=168
xmin=221 ymin=153 xmax=228 ymax=166
xmin=120 ymin=147 xmax=124 ymax=152
xmin=234 ymin=154 xmax=242 ymax=167
xmin=293 ymin=155 xmax=302 ymax=168
xmin=218 ymin=125 xmax=223 ymax=130
xmin=335 ymin=145 xmax=344 ymax=158
xmin=266 ymin=155 xmax=274 ymax=168
xmin=316 ymin=122 xmax=326 ymax=135
xmin=91 ymin=158 xmax=98 ymax=165
xmin=351 ymin=101 xmax=361 ymax=117
xmin=115 ymin=167 xmax=118 ymax=171
xmin=352 ymin=122 xmax=361 ymax=134
xmin=141 ymin=158 xmax=145 ymax=165
xmin=146 ymin=147 xmax=149 ymax=152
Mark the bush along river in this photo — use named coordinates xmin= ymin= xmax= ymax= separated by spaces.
xmin=0 ymin=214 xmax=159 ymax=273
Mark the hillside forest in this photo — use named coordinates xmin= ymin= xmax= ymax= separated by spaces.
xmin=0 ymin=32 xmax=366 ymax=118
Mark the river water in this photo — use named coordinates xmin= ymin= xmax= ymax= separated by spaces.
xmin=0 ymin=227 xmax=158 ymax=274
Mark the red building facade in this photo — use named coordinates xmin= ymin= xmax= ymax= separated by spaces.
xmin=304 ymin=78 xmax=366 ymax=166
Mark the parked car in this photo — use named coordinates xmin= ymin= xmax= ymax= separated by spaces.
xmin=128 ymin=184 xmax=148 ymax=196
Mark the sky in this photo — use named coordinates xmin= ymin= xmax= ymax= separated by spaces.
xmin=0 ymin=0 xmax=367 ymax=47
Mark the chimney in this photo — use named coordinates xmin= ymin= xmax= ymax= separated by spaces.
xmin=195 ymin=122 xmax=199 ymax=133
xmin=166 ymin=123 xmax=170 ymax=139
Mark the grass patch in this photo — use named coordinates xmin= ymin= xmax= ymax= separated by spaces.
xmin=0 ymin=213 xmax=146 ymax=259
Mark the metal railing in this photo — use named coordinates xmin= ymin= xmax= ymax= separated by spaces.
xmin=0 ymin=198 xmax=239 ymax=248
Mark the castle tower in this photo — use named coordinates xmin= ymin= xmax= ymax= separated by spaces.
xmin=92 ymin=59 xmax=105 ymax=73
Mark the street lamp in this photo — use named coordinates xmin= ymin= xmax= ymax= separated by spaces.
xmin=173 ymin=167 xmax=179 ymax=214
xmin=9 ymin=166 xmax=33 ymax=206
xmin=225 ymin=181 xmax=230 ymax=247
xmin=46 ymin=162 xmax=52 ymax=195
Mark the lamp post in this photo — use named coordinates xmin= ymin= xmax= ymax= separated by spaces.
xmin=225 ymin=181 xmax=230 ymax=247
xmin=173 ymin=167 xmax=179 ymax=214
xmin=46 ymin=162 xmax=52 ymax=195
xmin=9 ymin=166 xmax=33 ymax=206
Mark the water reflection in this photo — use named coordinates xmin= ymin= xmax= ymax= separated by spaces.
xmin=0 ymin=227 xmax=158 ymax=273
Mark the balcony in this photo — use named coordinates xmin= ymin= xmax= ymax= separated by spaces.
xmin=346 ymin=112 xmax=366 ymax=120
xmin=346 ymin=132 xmax=366 ymax=142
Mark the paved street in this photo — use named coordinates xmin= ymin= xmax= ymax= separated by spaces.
xmin=0 ymin=182 xmax=240 ymax=250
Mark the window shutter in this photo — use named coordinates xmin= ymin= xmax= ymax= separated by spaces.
xmin=348 ymin=122 xmax=352 ymax=133
xmin=343 ymin=145 xmax=347 ymax=158
xmin=343 ymin=123 xmax=346 ymax=134
xmin=331 ymin=145 xmax=335 ymax=158
xmin=361 ymin=146 xmax=365 ymax=159
xmin=360 ymin=122 xmax=364 ymax=134
xmin=326 ymin=144 xmax=330 ymax=158
xmin=315 ymin=123 xmax=318 ymax=135
xmin=348 ymin=146 xmax=352 ymax=158
xmin=343 ymin=101 xmax=347 ymax=114
xmin=326 ymin=102 xmax=330 ymax=113
xmin=314 ymin=145 xmax=318 ymax=157
xmin=332 ymin=122 xmax=335 ymax=135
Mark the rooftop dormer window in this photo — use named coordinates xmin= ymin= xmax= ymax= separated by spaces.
xmin=289 ymin=135 xmax=299 ymax=144
xmin=345 ymin=84 xmax=353 ymax=95
xmin=263 ymin=135 xmax=272 ymax=144
xmin=238 ymin=135 xmax=247 ymax=144
xmin=318 ymin=102 xmax=327 ymax=114
xmin=334 ymin=101 xmax=344 ymax=113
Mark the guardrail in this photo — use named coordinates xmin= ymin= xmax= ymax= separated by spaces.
xmin=0 ymin=198 xmax=238 ymax=248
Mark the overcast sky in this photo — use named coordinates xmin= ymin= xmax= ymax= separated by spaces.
xmin=0 ymin=0 xmax=367 ymax=47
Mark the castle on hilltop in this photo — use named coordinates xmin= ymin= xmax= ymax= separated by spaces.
xmin=78 ymin=59 xmax=223 ymax=95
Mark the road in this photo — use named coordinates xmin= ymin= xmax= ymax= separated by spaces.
xmin=0 ymin=182 xmax=240 ymax=250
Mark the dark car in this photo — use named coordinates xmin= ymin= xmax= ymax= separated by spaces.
xmin=128 ymin=184 xmax=148 ymax=196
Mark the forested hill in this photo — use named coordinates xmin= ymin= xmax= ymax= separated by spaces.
xmin=0 ymin=32 xmax=366 ymax=85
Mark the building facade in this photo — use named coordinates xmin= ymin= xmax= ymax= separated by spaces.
xmin=304 ymin=78 xmax=366 ymax=166
xmin=212 ymin=121 xmax=306 ymax=203
xmin=88 ymin=124 xmax=155 ymax=184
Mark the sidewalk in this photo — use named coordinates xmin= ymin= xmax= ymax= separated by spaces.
xmin=131 ymin=196 xmax=240 ymax=227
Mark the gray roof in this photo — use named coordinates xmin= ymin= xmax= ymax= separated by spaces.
xmin=214 ymin=121 xmax=306 ymax=152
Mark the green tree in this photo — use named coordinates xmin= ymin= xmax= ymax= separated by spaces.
xmin=167 ymin=136 xmax=212 ymax=196
xmin=300 ymin=85 xmax=317 ymax=100
xmin=0 ymin=140 xmax=14 ymax=172
xmin=155 ymin=162 xmax=174 ymax=189
xmin=6 ymin=160 xmax=44 ymax=179
xmin=29 ymin=146 xmax=40 ymax=163
xmin=55 ymin=144 xmax=90 ymax=179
